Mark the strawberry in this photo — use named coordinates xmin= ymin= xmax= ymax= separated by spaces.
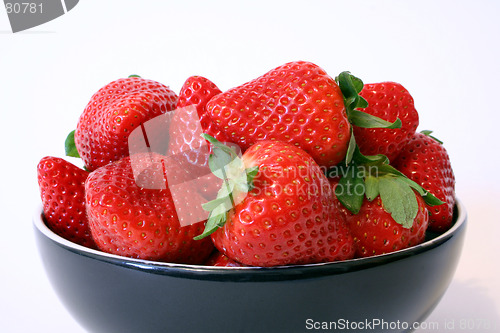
xmin=352 ymin=82 xmax=419 ymax=162
xmin=85 ymin=153 xmax=214 ymax=264
xmin=167 ymin=76 xmax=230 ymax=201
xmin=73 ymin=76 xmax=178 ymax=171
xmin=206 ymin=61 xmax=351 ymax=167
xmin=204 ymin=251 xmax=244 ymax=267
xmin=329 ymin=137 xmax=441 ymax=258
xmin=175 ymin=75 xmax=228 ymax=143
xmin=37 ymin=156 xmax=96 ymax=249
xmin=393 ymin=131 xmax=455 ymax=232
xmin=344 ymin=193 xmax=429 ymax=257
xmin=195 ymin=136 xmax=355 ymax=267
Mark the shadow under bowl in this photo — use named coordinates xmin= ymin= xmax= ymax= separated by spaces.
xmin=33 ymin=200 xmax=467 ymax=333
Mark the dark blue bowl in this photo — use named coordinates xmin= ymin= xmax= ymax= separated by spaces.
xmin=34 ymin=200 xmax=466 ymax=333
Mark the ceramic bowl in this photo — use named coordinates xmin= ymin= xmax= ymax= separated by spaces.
xmin=33 ymin=200 xmax=466 ymax=333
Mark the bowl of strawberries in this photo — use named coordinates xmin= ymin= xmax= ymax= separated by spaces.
xmin=34 ymin=61 xmax=466 ymax=333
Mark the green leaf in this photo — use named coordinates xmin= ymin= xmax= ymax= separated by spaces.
xmin=336 ymin=72 xmax=368 ymax=112
xmin=421 ymin=191 xmax=444 ymax=206
xmin=201 ymin=191 xmax=233 ymax=212
xmin=351 ymin=146 xmax=389 ymax=167
xmin=357 ymin=95 xmax=369 ymax=109
xmin=195 ymin=178 xmax=234 ymax=240
xmin=345 ymin=129 xmax=357 ymax=165
xmin=128 ymin=74 xmax=141 ymax=78
xmin=209 ymin=147 xmax=235 ymax=179
xmin=349 ymin=110 xmax=402 ymax=129
xmin=202 ymin=133 xmax=238 ymax=159
xmin=333 ymin=124 xmax=444 ymax=225
xmin=336 ymin=72 xmax=358 ymax=99
xmin=336 ymin=71 xmax=401 ymax=130
xmin=364 ymin=175 xmax=379 ymax=201
xmin=195 ymin=134 xmax=259 ymax=240
xmin=420 ymin=130 xmax=444 ymax=144
xmin=378 ymin=176 xmax=418 ymax=229
xmin=204 ymin=132 xmax=246 ymax=180
xmin=335 ymin=164 xmax=365 ymax=214
xmin=420 ymin=129 xmax=433 ymax=136
xmin=193 ymin=204 xmax=228 ymax=240
xmin=395 ymin=176 xmax=426 ymax=197
xmin=372 ymin=164 xmax=407 ymax=178
xmin=398 ymin=176 xmax=444 ymax=206
xmin=349 ymin=74 xmax=364 ymax=94
xmin=65 ymin=130 xmax=80 ymax=158
xmin=374 ymin=164 xmax=445 ymax=207
xmin=246 ymin=166 xmax=259 ymax=191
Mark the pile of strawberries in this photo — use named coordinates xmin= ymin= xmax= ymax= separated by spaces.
xmin=37 ymin=61 xmax=455 ymax=267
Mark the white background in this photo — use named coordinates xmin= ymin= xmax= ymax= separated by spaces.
xmin=1 ymin=1 xmax=499 ymax=332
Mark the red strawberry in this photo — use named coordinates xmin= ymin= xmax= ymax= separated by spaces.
xmin=175 ymin=75 xmax=228 ymax=143
xmin=37 ymin=156 xmax=96 ymax=249
xmin=167 ymin=76 xmax=231 ymax=201
xmin=393 ymin=131 xmax=455 ymax=231
xmin=204 ymin=251 xmax=244 ymax=267
xmin=353 ymin=82 xmax=419 ymax=162
xmin=85 ymin=153 xmax=214 ymax=264
xmin=196 ymin=138 xmax=355 ymax=267
xmin=345 ymin=194 xmax=429 ymax=257
xmin=74 ymin=76 xmax=178 ymax=171
xmin=206 ymin=61 xmax=351 ymax=167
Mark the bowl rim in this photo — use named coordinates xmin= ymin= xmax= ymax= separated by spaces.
xmin=33 ymin=199 xmax=467 ymax=281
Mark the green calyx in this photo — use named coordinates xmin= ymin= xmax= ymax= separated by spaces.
xmin=335 ymin=71 xmax=402 ymax=165
xmin=335 ymin=71 xmax=403 ymax=131
xmin=65 ymin=130 xmax=80 ymax=158
xmin=336 ymin=71 xmax=368 ymax=113
xmin=333 ymin=146 xmax=443 ymax=229
xmin=194 ymin=134 xmax=259 ymax=240
xmin=331 ymin=71 xmax=438 ymax=228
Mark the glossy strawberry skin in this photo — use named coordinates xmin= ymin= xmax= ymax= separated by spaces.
xmin=345 ymin=195 xmax=429 ymax=258
xmin=75 ymin=77 xmax=178 ymax=171
xmin=167 ymin=76 xmax=230 ymax=201
xmin=206 ymin=61 xmax=351 ymax=167
xmin=393 ymin=133 xmax=455 ymax=232
xmin=37 ymin=156 xmax=96 ymax=249
xmin=85 ymin=154 xmax=214 ymax=264
xmin=210 ymin=141 xmax=355 ymax=267
xmin=175 ymin=75 xmax=228 ymax=142
xmin=354 ymin=82 xmax=419 ymax=162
